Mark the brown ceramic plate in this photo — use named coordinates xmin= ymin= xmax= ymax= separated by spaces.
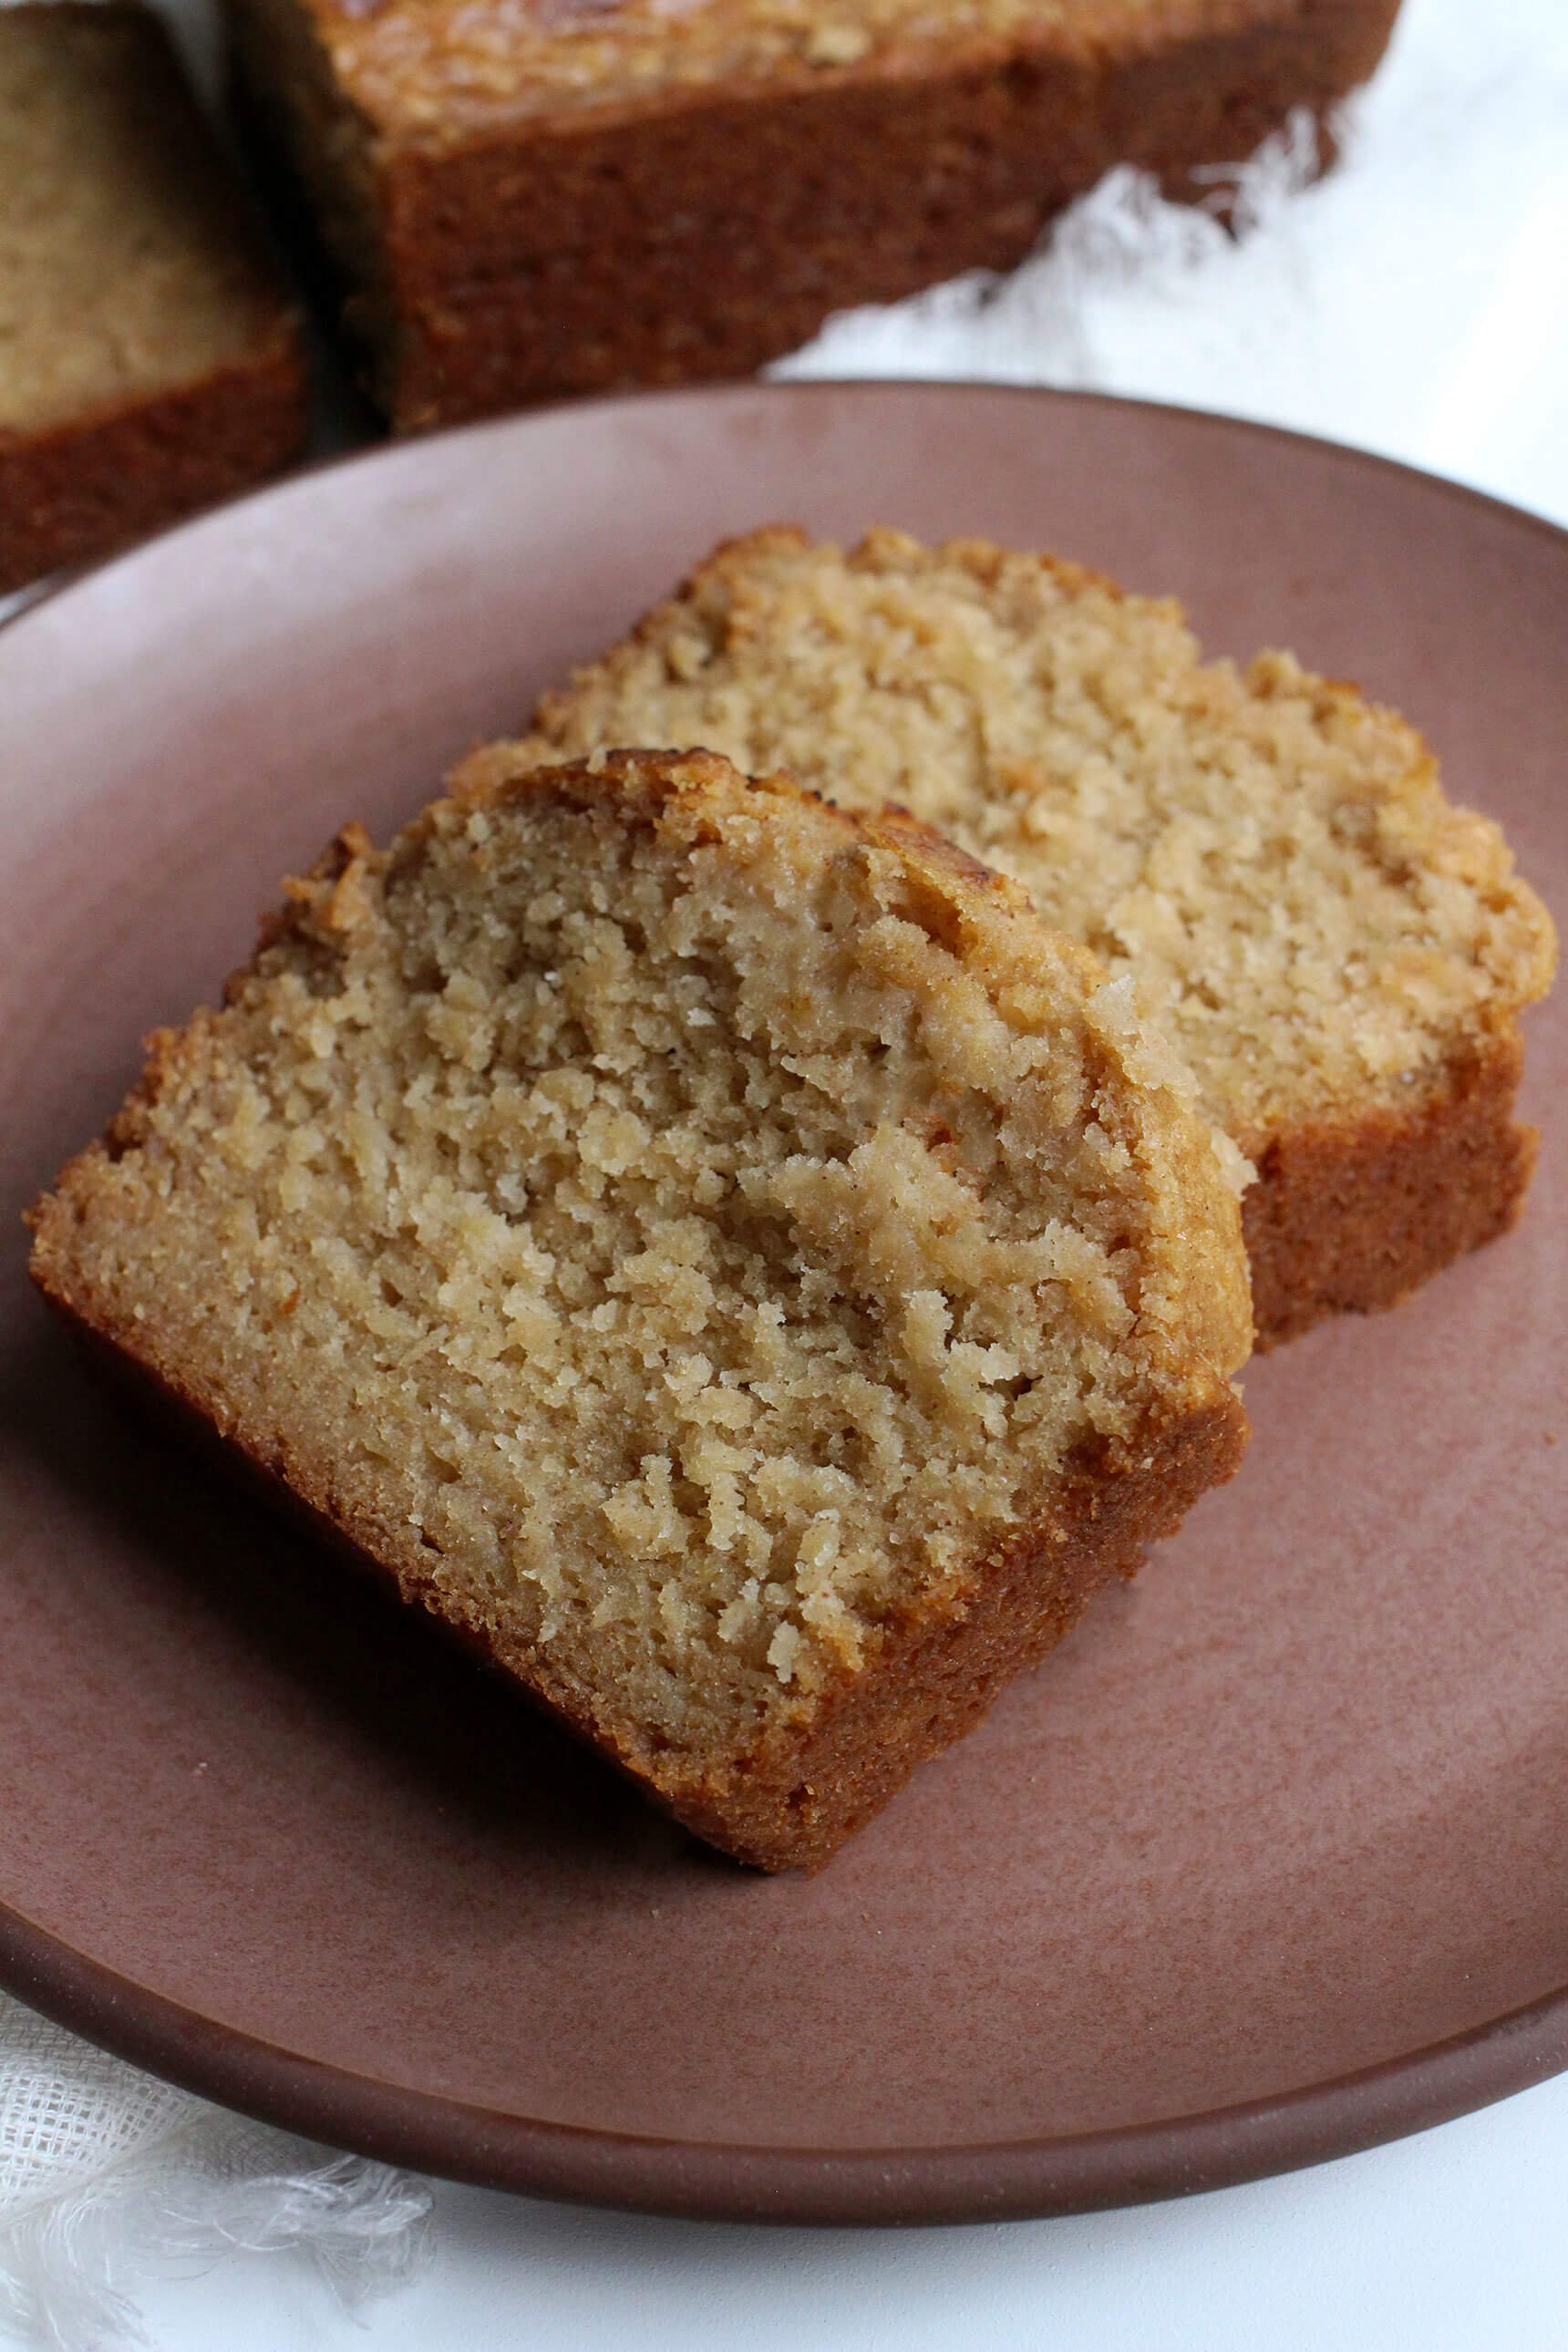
xmin=2 ymin=384 xmax=1564 ymax=2225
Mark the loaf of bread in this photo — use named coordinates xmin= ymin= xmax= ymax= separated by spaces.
xmin=224 ymin=0 xmax=1402 ymax=428
xmin=514 ymin=529 xmax=1557 ymax=1345
xmin=29 ymin=748 xmax=1250 ymax=1869
xmin=0 ymin=3 xmax=307 ymax=593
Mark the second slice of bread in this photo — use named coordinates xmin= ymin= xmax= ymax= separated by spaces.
xmin=516 ymin=529 xmax=1558 ymax=1345
xmin=29 ymin=748 xmax=1250 ymax=1868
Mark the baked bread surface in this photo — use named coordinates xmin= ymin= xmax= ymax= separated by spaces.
xmin=224 ymin=0 xmax=1403 ymax=422
xmin=0 ymin=2 xmax=306 ymax=591
xmin=29 ymin=748 xmax=1250 ymax=1868
xmin=515 ymin=529 xmax=1558 ymax=1343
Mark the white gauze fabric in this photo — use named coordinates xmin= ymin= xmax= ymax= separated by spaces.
xmin=0 ymin=1995 xmax=430 ymax=2350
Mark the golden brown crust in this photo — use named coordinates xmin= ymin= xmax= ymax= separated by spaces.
xmin=0 ymin=335 xmax=307 ymax=593
xmin=225 ymin=0 xmax=1403 ymax=425
xmin=449 ymin=740 xmax=1037 ymax=924
xmin=1240 ymin=1034 xmax=1538 ymax=1347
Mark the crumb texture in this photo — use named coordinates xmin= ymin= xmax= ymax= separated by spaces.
xmin=31 ymin=750 xmax=1247 ymax=1820
xmin=0 ymin=5 xmax=294 ymax=435
xmin=519 ymin=528 xmax=1556 ymax=1157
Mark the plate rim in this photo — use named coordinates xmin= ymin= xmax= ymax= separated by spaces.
xmin=6 ymin=376 xmax=1568 ymax=661
xmin=4 ymin=1897 xmax=1566 ymax=2223
xmin=5 ymin=377 xmax=1567 ymax=2223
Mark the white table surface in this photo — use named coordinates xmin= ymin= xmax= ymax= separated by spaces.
xmin=126 ymin=2070 xmax=1568 ymax=2348
xmin=33 ymin=0 xmax=1568 ymax=2340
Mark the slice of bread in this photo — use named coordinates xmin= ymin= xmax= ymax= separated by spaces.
xmin=0 ymin=3 xmax=306 ymax=593
xmin=515 ymin=529 xmax=1558 ymax=1345
xmin=28 ymin=748 xmax=1249 ymax=1869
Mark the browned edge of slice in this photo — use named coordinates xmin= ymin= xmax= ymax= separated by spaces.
xmin=1240 ymin=1035 xmax=1537 ymax=1347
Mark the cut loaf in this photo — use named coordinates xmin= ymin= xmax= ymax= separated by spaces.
xmin=515 ymin=529 xmax=1558 ymax=1344
xmin=224 ymin=0 xmax=1402 ymax=427
xmin=29 ymin=748 xmax=1250 ymax=1869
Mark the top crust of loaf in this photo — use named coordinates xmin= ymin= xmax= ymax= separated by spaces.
xmin=29 ymin=747 xmax=1249 ymax=1810
xmin=0 ymin=4 xmax=298 ymax=438
xmin=517 ymin=526 xmax=1557 ymax=1157
xmin=280 ymin=0 xmax=1285 ymax=139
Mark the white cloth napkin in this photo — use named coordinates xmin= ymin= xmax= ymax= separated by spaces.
xmin=4 ymin=0 xmax=1564 ymax=2345
xmin=0 ymin=1997 xmax=430 ymax=2348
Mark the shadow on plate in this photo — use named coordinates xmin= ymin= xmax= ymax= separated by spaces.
xmin=1 ymin=1311 xmax=724 ymax=1890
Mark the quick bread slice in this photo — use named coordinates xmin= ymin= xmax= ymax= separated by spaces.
xmin=515 ymin=529 xmax=1558 ymax=1346
xmin=29 ymin=748 xmax=1250 ymax=1871
xmin=0 ymin=3 xmax=306 ymax=593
